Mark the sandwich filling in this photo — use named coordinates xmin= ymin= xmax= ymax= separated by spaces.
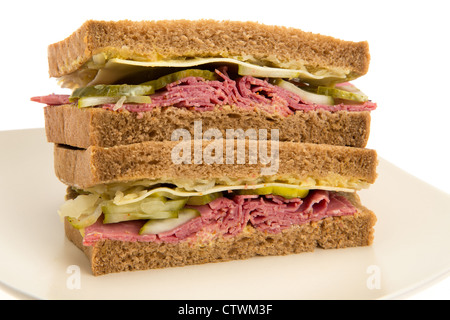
xmin=66 ymin=189 xmax=358 ymax=247
xmin=61 ymin=179 xmax=365 ymax=247
xmin=33 ymin=63 xmax=376 ymax=117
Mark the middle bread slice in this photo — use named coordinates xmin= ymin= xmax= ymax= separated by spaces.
xmin=44 ymin=105 xmax=372 ymax=149
xmin=54 ymin=140 xmax=377 ymax=191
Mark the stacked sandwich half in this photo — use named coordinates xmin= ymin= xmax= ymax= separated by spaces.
xmin=33 ymin=20 xmax=378 ymax=276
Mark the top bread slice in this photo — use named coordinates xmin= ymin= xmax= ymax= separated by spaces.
xmin=48 ymin=19 xmax=370 ymax=79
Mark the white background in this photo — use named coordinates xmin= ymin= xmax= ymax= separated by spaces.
xmin=0 ymin=0 xmax=448 ymax=300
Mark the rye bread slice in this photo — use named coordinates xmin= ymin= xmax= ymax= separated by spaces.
xmin=54 ymin=140 xmax=378 ymax=189
xmin=49 ymin=20 xmax=370 ymax=79
xmin=44 ymin=105 xmax=371 ymax=149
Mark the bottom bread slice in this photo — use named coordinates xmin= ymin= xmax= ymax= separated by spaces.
xmin=64 ymin=194 xmax=376 ymax=276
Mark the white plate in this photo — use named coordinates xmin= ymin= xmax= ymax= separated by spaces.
xmin=0 ymin=128 xmax=449 ymax=300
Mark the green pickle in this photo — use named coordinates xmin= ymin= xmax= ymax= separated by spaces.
xmin=238 ymin=186 xmax=272 ymax=196
xmin=70 ymin=84 xmax=154 ymax=101
xmin=68 ymin=213 xmax=100 ymax=229
xmin=238 ymin=186 xmax=309 ymax=199
xmin=140 ymin=69 xmax=218 ymax=90
xmin=76 ymin=96 xmax=152 ymax=108
xmin=316 ymin=86 xmax=368 ymax=102
xmin=140 ymin=197 xmax=188 ymax=214
xmin=139 ymin=208 xmax=201 ymax=235
xmin=272 ymin=186 xmax=309 ymax=199
xmin=186 ymin=192 xmax=223 ymax=206
xmin=102 ymin=196 xmax=188 ymax=224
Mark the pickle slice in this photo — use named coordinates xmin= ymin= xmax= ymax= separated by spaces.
xmin=140 ymin=69 xmax=218 ymax=90
xmin=317 ymin=86 xmax=368 ymax=102
xmin=140 ymin=197 xmax=188 ymax=215
xmin=238 ymin=186 xmax=309 ymax=199
xmin=77 ymin=95 xmax=151 ymax=108
xmin=102 ymin=209 xmax=178 ymax=224
xmin=102 ymin=197 xmax=187 ymax=224
xmin=139 ymin=208 xmax=201 ymax=235
xmin=67 ymin=206 xmax=103 ymax=229
xmin=70 ymin=84 xmax=154 ymax=101
xmin=60 ymin=194 xmax=103 ymax=229
xmin=186 ymin=192 xmax=223 ymax=206
xmin=272 ymin=187 xmax=309 ymax=199
xmin=238 ymin=186 xmax=273 ymax=196
xmin=275 ymin=79 xmax=334 ymax=105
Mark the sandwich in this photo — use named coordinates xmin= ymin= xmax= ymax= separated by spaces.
xmin=32 ymin=20 xmax=378 ymax=276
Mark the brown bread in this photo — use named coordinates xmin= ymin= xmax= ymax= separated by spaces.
xmin=48 ymin=20 xmax=370 ymax=79
xmin=54 ymin=140 xmax=378 ymax=189
xmin=44 ymin=105 xmax=371 ymax=149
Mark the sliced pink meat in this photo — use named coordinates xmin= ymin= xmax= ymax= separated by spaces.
xmin=30 ymin=94 xmax=71 ymax=105
xmin=234 ymin=194 xmax=303 ymax=233
xmin=83 ymin=219 xmax=157 ymax=246
xmin=194 ymin=196 xmax=248 ymax=238
xmin=236 ymin=190 xmax=357 ymax=233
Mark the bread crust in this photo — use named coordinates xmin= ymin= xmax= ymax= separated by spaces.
xmin=64 ymin=192 xmax=376 ymax=276
xmin=48 ymin=20 xmax=370 ymax=78
xmin=44 ymin=104 xmax=371 ymax=149
xmin=54 ymin=140 xmax=378 ymax=189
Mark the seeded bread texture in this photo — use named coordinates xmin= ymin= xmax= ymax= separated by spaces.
xmin=44 ymin=105 xmax=371 ymax=149
xmin=48 ymin=19 xmax=370 ymax=78
xmin=64 ymin=192 xmax=376 ymax=276
xmin=54 ymin=140 xmax=378 ymax=189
